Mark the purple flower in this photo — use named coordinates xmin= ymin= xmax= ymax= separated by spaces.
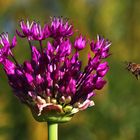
xmin=2 ymin=59 xmax=16 ymax=75
xmin=74 ymin=35 xmax=87 ymax=51
xmin=16 ymin=20 xmax=33 ymax=39
xmin=48 ymin=17 xmax=73 ymax=38
xmin=16 ymin=20 xmax=47 ymax=41
xmin=31 ymin=22 xmax=48 ymax=40
xmin=0 ymin=33 xmax=17 ymax=62
xmin=0 ymin=17 xmax=111 ymax=122
xmin=0 ymin=32 xmax=17 ymax=48
xmin=97 ymin=62 xmax=109 ymax=77
xmin=16 ymin=17 xmax=73 ymax=41
xmin=90 ymin=35 xmax=111 ymax=59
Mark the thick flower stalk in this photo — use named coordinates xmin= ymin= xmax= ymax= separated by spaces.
xmin=0 ymin=17 xmax=111 ymax=123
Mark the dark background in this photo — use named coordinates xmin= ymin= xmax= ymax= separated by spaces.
xmin=0 ymin=0 xmax=140 ymax=140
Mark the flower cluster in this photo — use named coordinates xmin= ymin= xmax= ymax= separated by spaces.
xmin=0 ymin=17 xmax=111 ymax=122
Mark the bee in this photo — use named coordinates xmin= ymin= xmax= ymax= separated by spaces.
xmin=125 ymin=61 xmax=140 ymax=80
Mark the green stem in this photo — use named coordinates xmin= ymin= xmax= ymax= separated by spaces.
xmin=48 ymin=122 xmax=58 ymax=140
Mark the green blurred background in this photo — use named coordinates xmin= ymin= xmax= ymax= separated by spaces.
xmin=0 ymin=0 xmax=140 ymax=140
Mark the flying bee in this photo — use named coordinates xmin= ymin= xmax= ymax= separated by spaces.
xmin=125 ymin=61 xmax=140 ymax=80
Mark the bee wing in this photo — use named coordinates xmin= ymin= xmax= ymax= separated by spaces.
xmin=135 ymin=74 xmax=139 ymax=80
xmin=135 ymin=75 xmax=139 ymax=80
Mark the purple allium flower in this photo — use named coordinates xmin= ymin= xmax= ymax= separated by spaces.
xmin=74 ymin=35 xmax=87 ymax=51
xmin=48 ymin=17 xmax=73 ymax=38
xmin=16 ymin=20 xmax=48 ymax=41
xmin=0 ymin=17 xmax=111 ymax=122
xmin=0 ymin=33 xmax=17 ymax=62
xmin=16 ymin=20 xmax=33 ymax=39
xmin=90 ymin=35 xmax=111 ymax=59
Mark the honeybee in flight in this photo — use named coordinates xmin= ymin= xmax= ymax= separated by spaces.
xmin=126 ymin=61 xmax=140 ymax=80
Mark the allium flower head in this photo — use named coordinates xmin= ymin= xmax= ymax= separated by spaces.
xmin=0 ymin=17 xmax=111 ymax=123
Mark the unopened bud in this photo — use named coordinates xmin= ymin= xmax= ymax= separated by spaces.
xmin=65 ymin=96 xmax=71 ymax=104
xmin=59 ymin=96 xmax=65 ymax=103
xmin=63 ymin=105 xmax=73 ymax=113
xmin=51 ymin=98 xmax=57 ymax=104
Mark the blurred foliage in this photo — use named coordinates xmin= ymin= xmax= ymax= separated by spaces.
xmin=0 ymin=0 xmax=140 ymax=140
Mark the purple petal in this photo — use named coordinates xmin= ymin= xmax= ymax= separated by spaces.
xmin=0 ymin=32 xmax=9 ymax=46
xmin=47 ymin=41 xmax=54 ymax=54
xmin=24 ymin=61 xmax=34 ymax=73
xmin=31 ymin=46 xmax=41 ymax=63
xmin=97 ymin=62 xmax=109 ymax=77
xmin=71 ymin=52 xmax=79 ymax=64
xmin=2 ymin=59 xmax=15 ymax=75
xmin=11 ymin=36 xmax=17 ymax=48
xmin=87 ymin=92 xmax=96 ymax=99
xmin=66 ymin=78 xmax=76 ymax=95
xmin=35 ymin=74 xmax=44 ymax=84
xmin=25 ymin=73 xmax=34 ymax=85
xmin=95 ymin=77 xmax=106 ymax=90
xmin=97 ymin=62 xmax=108 ymax=71
xmin=16 ymin=29 xmax=26 ymax=38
